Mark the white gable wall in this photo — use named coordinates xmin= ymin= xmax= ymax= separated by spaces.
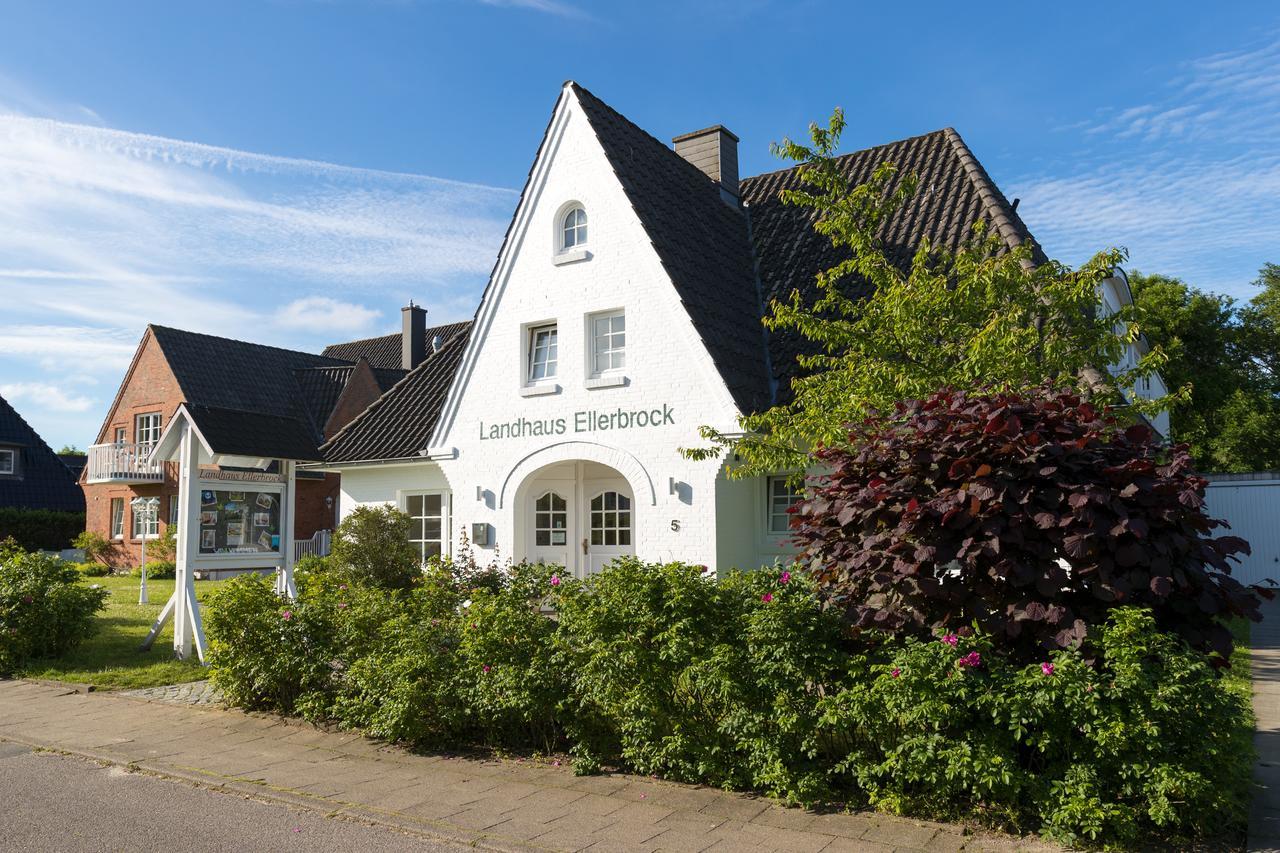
xmin=430 ymin=88 xmax=747 ymax=569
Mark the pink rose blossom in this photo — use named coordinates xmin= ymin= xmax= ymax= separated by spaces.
xmin=958 ymin=651 xmax=981 ymax=668
xmin=339 ymin=584 xmax=347 ymax=591
xmin=891 ymin=667 xmax=901 ymax=678
xmin=779 ymin=571 xmax=791 ymax=584
xmin=760 ymin=592 xmax=773 ymax=603
xmin=20 ymin=594 xmax=33 ymax=604
xmin=482 ymin=664 xmax=491 ymax=673
xmin=337 ymin=602 xmax=348 ymax=609
xmin=941 ymin=633 xmax=958 ymax=647
xmin=282 ymin=610 xmax=293 ymax=621
xmin=1041 ymin=662 xmax=1055 ymax=676
xmin=550 ymin=574 xmax=561 ymax=586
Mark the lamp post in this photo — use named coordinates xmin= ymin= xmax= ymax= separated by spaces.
xmin=130 ymin=496 xmax=160 ymax=605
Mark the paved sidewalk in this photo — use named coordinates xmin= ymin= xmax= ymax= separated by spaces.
xmin=1252 ymin=597 xmax=1280 ymax=852
xmin=0 ymin=680 xmax=1052 ymax=853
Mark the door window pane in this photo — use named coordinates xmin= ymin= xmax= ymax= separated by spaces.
xmin=534 ymin=491 xmax=567 ymax=547
xmin=590 ymin=491 xmax=631 ymax=548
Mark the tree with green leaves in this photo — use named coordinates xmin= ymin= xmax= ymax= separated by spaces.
xmin=686 ymin=109 xmax=1172 ymax=477
xmin=1130 ymin=263 xmax=1280 ymax=472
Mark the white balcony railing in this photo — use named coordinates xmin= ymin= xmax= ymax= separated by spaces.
xmin=86 ymin=442 xmax=165 ymax=484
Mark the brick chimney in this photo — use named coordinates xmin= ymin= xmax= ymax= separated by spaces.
xmin=673 ymin=125 xmax=739 ymax=204
xmin=401 ymin=302 xmax=427 ymax=370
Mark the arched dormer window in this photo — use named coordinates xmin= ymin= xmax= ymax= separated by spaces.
xmin=560 ymin=205 xmax=587 ymax=251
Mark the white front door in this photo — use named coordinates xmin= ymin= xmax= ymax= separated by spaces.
xmin=583 ymin=477 xmax=634 ymax=575
xmin=528 ymin=479 xmax=575 ymax=570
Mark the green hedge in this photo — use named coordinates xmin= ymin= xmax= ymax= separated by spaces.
xmin=204 ymin=559 xmax=1253 ymax=848
xmin=0 ymin=508 xmax=85 ymax=551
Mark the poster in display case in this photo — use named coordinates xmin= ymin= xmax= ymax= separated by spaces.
xmin=197 ymin=487 xmax=281 ymax=554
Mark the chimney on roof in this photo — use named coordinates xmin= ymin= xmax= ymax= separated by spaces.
xmin=401 ymin=302 xmax=427 ymax=370
xmin=672 ymin=125 xmax=739 ymax=205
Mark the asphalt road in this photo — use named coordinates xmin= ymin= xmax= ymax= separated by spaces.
xmin=0 ymin=741 xmax=467 ymax=852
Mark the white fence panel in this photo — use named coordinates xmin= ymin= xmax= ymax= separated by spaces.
xmin=1205 ymin=475 xmax=1280 ymax=588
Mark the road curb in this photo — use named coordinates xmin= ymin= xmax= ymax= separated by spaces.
xmin=0 ymin=733 xmax=546 ymax=853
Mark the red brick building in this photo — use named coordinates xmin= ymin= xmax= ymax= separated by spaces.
xmin=80 ymin=319 xmax=432 ymax=569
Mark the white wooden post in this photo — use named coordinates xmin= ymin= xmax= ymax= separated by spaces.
xmin=276 ymin=460 xmax=297 ymax=598
xmin=141 ymin=419 xmax=207 ymax=662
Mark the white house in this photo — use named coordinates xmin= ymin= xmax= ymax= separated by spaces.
xmin=313 ymin=81 xmax=1164 ymax=576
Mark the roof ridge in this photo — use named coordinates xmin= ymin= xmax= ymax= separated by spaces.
xmin=939 ymin=127 xmax=1031 ymax=255
xmin=149 ymin=324 xmax=352 ymax=365
xmin=568 ymin=82 xmax=730 ymax=197
xmin=738 ymin=127 xmax=953 ymax=186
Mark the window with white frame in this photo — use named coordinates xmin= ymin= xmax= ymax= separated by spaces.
xmin=527 ymin=324 xmax=558 ymax=383
xmin=135 ymin=412 xmax=162 ymax=448
xmin=405 ymin=492 xmax=447 ymax=562
xmin=110 ymin=498 xmax=125 ymax=539
xmin=767 ymin=476 xmax=803 ymax=535
xmin=0 ymin=448 xmax=14 ymax=475
xmin=132 ymin=502 xmax=159 ymax=539
xmin=561 ymin=205 xmax=587 ymax=250
xmin=113 ymin=426 xmax=126 ymax=444
xmin=589 ymin=310 xmax=625 ymax=376
xmin=169 ymin=494 xmax=179 ymax=528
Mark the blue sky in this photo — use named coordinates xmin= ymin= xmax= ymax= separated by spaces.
xmin=1 ymin=1 xmax=1278 ymax=450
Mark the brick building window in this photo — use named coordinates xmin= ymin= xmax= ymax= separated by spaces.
xmin=135 ymin=412 xmax=162 ymax=448
xmin=110 ymin=498 xmax=125 ymax=540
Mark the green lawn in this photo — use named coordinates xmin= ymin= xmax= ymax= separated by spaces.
xmin=20 ymin=574 xmax=226 ymax=691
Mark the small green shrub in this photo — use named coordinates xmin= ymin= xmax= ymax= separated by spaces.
xmin=329 ymin=505 xmax=420 ymax=589
xmin=72 ymin=530 xmax=112 ymax=565
xmin=292 ymin=554 xmax=333 ymax=580
xmin=130 ymin=560 xmax=175 ymax=580
xmin=0 ymin=542 xmax=109 ymax=676
xmin=71 ymin=561 xmax=111 ymax=577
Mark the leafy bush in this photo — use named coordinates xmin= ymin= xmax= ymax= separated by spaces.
xmin=73 ymin=530 xmax=113 ymax=565
xmin=0 ymin=509 xmax=86 ymax=551
xmin=130 ymin=559 xmax=175 ymax=579
xmin=205 ymin=558 xmax=1254 ymax=847
xmin=0 ymin=542 xmax=109 ymax=676
xmin=793 ymin=385 xmax=1270 ymax=663
xmin=71 ymin=561 xmax=110 ymax=577
xmin=556 ymin=560 xmax=844 ymax=801
xmin=819 ymin=608 xmax=1253 ymax=845
xmin=329 ymin=505 xmax=420 ymax=589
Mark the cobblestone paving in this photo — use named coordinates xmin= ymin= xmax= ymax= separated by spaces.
xmin=121 ymin=680 xmax=224 ymax=706
xmin=0 ymin=680 xmax=1058 ymax=853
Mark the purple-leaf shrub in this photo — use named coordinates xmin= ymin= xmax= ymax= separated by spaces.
xmin=791 ymin=386 xmax=1270 ymax=662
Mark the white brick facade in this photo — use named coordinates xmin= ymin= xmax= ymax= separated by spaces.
xmin=335 ymin=89 xmax=793 ymax=574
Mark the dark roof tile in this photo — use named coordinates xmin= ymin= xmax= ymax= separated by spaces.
xmin=0 ymin=394 xmax=85 ymax=512
xmin=322 ymin=321 xmax=472 ymax=371
xmin=321 ymin=326 xmax=471 ymax=464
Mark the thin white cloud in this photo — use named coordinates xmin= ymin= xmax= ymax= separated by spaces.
xmin=0 ymin=382 xmax=94 ymax=413
xmin=1010 ymin=32 xmax=1280 ymax=297
xmin=476 ymin=0 xmax=589 ymax=19
xmin=276 ymin=296 xmax=380 ymax=333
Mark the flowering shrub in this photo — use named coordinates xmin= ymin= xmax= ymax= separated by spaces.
xmin=205 ymin=558 xmax=1253 ymax=847
xmin=0 ymin=541 xmax=108 ymax=676
xmin=792 ymin=385 xmax=1270 ymax=663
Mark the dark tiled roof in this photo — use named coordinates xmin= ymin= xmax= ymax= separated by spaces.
xmin=149 ymin=325 xmax=367 ymax=460
xmin=739 ymin=127 xmax=1042 ymax=399
xmin=187 ymin=405 xmax=326 ymax=462
xmin=322 ymin=321 xmax=473 ymax=371
xmin=0 ymin=395 xmax=85 ymax=512
xmin=321 ymin=326 xmax=471 ymax=464
xmin=571 ymin=84 xmax=774 ymax=415
xmin=58 ymin=453 xmax=87 ymax=478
